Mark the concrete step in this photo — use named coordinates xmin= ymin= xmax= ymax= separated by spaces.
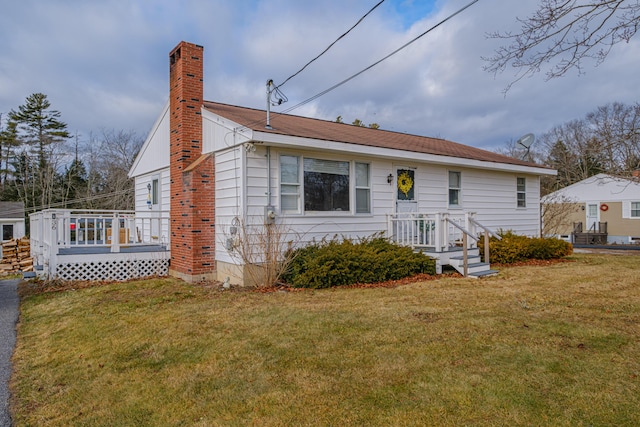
xmin=469 ymin=269 xmax=500 ymax=278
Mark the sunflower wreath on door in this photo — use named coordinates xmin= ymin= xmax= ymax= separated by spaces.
xmin=397 ymin=169 xmax=414 ymax=200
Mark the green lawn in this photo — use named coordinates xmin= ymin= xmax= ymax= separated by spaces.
xmin=10 ymin=253 xmax=640 ymax=426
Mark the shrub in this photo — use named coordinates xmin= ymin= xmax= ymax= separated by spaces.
xmin=478 ymin=230 xmax=573 ymax=264
xmin=283 ymin=235 xmax=436 ymax=288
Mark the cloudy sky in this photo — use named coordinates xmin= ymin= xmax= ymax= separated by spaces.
xmin=1 ymin=0 xmax=638 ymax=154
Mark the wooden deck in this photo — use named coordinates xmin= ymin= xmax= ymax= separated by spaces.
xmin=30 ymin=209 xmax=171 ymax=281
xmin=573 ymin=221 xmax=608 ymax=245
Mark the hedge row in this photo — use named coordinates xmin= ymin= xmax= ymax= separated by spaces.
xmin=479 ymin=230 xmax=573 ymax=264
xmin=283 ymin=236 xmax=436 ymax=288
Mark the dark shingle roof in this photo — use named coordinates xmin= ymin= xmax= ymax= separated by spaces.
xmin=203 ymin=101 xmax=546 ymax=169
xmin=0 ymin=202 xmax=25 ymax=219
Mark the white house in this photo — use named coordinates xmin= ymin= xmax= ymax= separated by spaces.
xmin=543 ymin=173 xmax=640 ymax=244
xmin=128 ymin=41 xmax=556 ymax=284
xmin=0 ymin=202 xmax=25 ymax=242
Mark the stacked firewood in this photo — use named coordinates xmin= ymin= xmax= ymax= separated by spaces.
xmin=0 ymin=237 xmax=33 ymax=274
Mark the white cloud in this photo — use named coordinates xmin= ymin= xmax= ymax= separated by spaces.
xmin=1 ymin=0 xmax=638 ymax=159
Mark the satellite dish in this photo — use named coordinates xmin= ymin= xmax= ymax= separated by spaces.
xmin=516 ymin=133 xmax=535 ymax=161
xmin=516 ymin=133 xmax=535 ymax=149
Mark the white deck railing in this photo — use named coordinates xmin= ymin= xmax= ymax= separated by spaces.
xmin=387 ymin=212 xmax=476 ymax=252
xmin=30 ymin=209 xmax=170 ymax=266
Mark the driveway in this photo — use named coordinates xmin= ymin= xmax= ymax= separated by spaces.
xmin=0 ymin=279 xmax=19 ymax=427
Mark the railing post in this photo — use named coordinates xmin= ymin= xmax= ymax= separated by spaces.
xmin=111 ymin=213 xmax=121 ymax=253
xmin=434 ymin=213 xmax=442 ymax=251
xmin=442 ymin=213 xmax=449 ymax=249
xmin=463 ymin=233 xmax=468 ymax=277
xmin=484 ymin=230 xmax=490 ymax=264
xmin=49 ymin=212 xmax=58 ymax=278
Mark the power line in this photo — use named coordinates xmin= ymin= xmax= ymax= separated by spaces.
xmin=0 ymin=188 xmax=134 ymax=217
xmin=280 ymin=0 xmax=480 ymax=115
xmin=275 ymin=0 xmax=386 ymax=89
xmin=241 ymin=0 xmax=480 ymax=131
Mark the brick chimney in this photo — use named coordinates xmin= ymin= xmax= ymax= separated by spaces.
xmin=168 ymin=41 xmax=216 ymax=282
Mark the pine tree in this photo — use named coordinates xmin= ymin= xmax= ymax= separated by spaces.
xmin=8 ymin=93 xmax=70 ymax=211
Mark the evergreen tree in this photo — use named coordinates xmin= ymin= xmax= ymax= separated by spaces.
xmin=0 ymin=115 xmax=20 ymax=191
xmin=8 ymin=93 xmax=70 ymax=211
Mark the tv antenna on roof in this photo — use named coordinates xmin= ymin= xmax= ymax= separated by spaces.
xmin=516 ymin=133 xmax=535 ymax=161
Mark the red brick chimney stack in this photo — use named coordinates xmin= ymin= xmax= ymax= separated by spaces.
xmin=168 ymin=41 xmax=216 ymax=282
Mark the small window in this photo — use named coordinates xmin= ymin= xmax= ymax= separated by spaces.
xmin=151 ymin=178 xmax=159 ymax=205
xmin=280 ymin=155 xmax=300 ymax=213
xmin=517 ymin=177 xmax=526 ymax=208
xmin=449 ymin=171 xmax=461 ymax=206
xmin=631 ymin=202 xmax=640 ymax=218
xmin=355 ymin=162 xmax=370 ymax=213
xmin=2 ymin=224 xmax=13 ymax=241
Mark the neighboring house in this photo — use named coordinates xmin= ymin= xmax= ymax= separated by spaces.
xmin=128 ymin=41 xmax=556 ymax=284
xmin=543 ymin=173 xmax=640 ymax=244
xmin=0 ymin=202 xmax=25 ymax=242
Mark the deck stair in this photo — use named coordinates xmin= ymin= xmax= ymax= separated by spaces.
xmin=424 ymin=247 xmax=498 ymax=278
xmin=391 ymin=212 xmax=501 ymax=278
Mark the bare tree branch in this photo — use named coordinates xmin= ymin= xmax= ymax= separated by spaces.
xmin=484 ymin=0 xmax=640 ymax=91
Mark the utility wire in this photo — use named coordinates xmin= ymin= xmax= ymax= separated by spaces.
xmin=1 ymin=188 xmax=134 ymax=216
xmin=240 ymin=0 xmax=480 ymax=131
xmin=276 ymin=0 xmax=386 ymax=89
xmin=280 ymin=0 xmax=480 ymax=115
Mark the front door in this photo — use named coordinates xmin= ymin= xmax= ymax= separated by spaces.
xmin=150 ymin=177 xmax=161 ymax=241
xmin=395 ymin=167 xmax=417 ymax=214
xmin=586 ymin=203 xmax=599 ymax=232
xmin=394 ymin=167 xmax=418 ymax=244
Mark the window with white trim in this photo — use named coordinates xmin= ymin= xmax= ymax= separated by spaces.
xmin=355 ymin=162 xmax=370 ymax=213
xmin=448 ymin=171 xmax=461 ymax=206
xmin=517 ymin=177 xmax=526 ymax=208
xmin=632 ymin=202 xmax=640 ymax=218
xmin=2 ymin=224 xmax=13 ymax=241
xmin=280 ymin=155 xmax=300 ymax=213
xmin=151 ymin=178 xmax=159 ymax=206
xmin=279 ymin=156 xmax=370 ymax=214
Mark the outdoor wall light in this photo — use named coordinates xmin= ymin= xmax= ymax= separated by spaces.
xmin=387 ymin=174 xmax=394 ymax=184
xmin=147 ymin=183 xmax=152 ymax=209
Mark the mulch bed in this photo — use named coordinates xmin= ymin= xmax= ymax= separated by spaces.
xmin=17 ymin=257 xmax=575 ymax=296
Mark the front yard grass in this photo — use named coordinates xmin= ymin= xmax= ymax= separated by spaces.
xmin=10 ymin=253 xmax=640 ymax=426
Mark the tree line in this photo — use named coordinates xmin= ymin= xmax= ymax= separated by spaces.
xmin=0 ymin=93 xmax=142 ymax=214
xmin=499 ymin=102 xmax=640 ymax=195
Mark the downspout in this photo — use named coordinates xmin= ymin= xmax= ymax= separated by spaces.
xmin=266 ymin=146 xmax=272 ymax=207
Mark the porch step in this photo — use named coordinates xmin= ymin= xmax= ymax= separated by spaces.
xmin=468 ymin=269 xmax=499 ymax=278
xmin=448 ymin=256 xmax=496 ymax=278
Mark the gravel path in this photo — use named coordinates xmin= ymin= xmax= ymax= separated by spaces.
xmin=0 ymin=279 xmax=19 ymax=427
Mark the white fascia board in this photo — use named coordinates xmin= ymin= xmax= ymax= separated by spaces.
xmin=253 ymin=131 xmax=557 ymax=176
xmin=128 ymin=100 xmax=170 ymax=178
